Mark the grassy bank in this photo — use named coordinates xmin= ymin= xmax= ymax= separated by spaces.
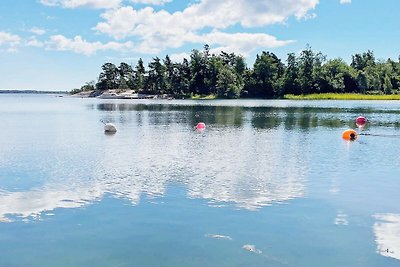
xmin=284 ymin=93 xmax=400 ymax=100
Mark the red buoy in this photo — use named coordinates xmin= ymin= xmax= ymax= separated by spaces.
xmin=356 ymin=116 xmax=366 ymax=124
xmin=355 ymin=116 xmax=367 ymax=129
xmin=196 ymin=122 xmax=206 ymax=129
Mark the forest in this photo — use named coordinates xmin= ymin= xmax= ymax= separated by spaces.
xmin=72 ymin=45 xmax=400 ymax=99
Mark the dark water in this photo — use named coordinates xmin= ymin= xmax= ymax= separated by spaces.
xmin=1 ymin=95 xmax=400 ymax=266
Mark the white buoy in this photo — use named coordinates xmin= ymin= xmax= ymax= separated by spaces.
xmin=104 ymin=123 xmax=117 ymax=133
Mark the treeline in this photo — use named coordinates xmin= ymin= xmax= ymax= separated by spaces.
xmin=73 ymin=45 xmax=400 ymax=98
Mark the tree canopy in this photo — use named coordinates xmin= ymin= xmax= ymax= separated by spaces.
xmin=75 ymin=45 xmax=400 ymax=98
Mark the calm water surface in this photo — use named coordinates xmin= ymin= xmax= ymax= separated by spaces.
xmin=1 ymin=94 xmax=400 ymax=266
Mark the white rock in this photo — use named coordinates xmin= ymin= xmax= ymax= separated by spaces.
xmin=104 ymin=123 xmax=117 ymax=133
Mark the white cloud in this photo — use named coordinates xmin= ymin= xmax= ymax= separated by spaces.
xmin=302 ymin=12 xmax=317 ymax=20
xmin=39 ymin=0 xmax=122 ymax=9
xmin=47 ymin=35 xmax=133 ymax=55
xmin=340 ymin=0 xmax=351 ymax=4
xmin=94 ymin=0 xmax=318 ymax=54
xmin=199 ymin=31 xmax=294 ymax=56
xmin=95 ymin=6 xmax=142 ymax=40
xmin=29 ymin=27 xmax=46 ymax=35
xmin=0 ymin=32 xmax=21 ymax=45
xmin=181 ymin=0 xmax=319 ymax=28
xmin=131 ymin=0 xmax=172 ymax=5
xmin=26 ymin=37 xmax=45 ymax=47
xmin=0 ymin=31 xmax=21 ymax=52
xmin=169 ymin=52 xmax=190 ymax=62
xmin=39 ymin=0 xmax=58 ymax=6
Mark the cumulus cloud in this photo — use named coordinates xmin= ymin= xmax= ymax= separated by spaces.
xmin=47 ymin=35 xmax=133 ymax=55
xmin=169 ymin=52 xmax=190 ymax=62
xmin=37 ymin=0 xmax=318 ymax=55
xmin=200 ymin=31 xmax=294 ymax=55
xmin=182 ymin=0 xmax=319 ymax=28
xmin=340 ymin=0 xmax=351 ymax=4
xmin=26 ymin=37 xmax=45 ymax=48
xmin=96 ymin=0 xmax=320 ymax=38
xmin=94 ymin=0 xmax=318 ymax=54
xmin=130 ymin=0 xmax=172 ymax=5
xmin=39 ymin=0 xmax=122 ymax=9
xmin=29 ymin=27 xmax=46 ymax=35
xmin=0 ymin=31 xmax=21 ymax=52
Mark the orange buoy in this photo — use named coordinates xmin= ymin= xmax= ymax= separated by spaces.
xmin=196 ymin=122 xmax=206 ymax=129
xmin=342 ymin=129 xmax=357 ymax=140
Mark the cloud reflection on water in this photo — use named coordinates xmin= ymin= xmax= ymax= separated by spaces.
xmin=374 ymin=213 xmax=400 ymax=260
xmin=0 ymin=103 xmax=315 ymax=222
xmin=0 ymin=150 xmax=308 ymax=221
xmin=8 ymin=99 xmax=396 ymax=222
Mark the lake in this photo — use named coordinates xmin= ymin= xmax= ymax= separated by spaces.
xmin=1 ymin=94 xmax=400 ymax=266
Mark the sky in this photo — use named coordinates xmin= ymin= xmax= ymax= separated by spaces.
xmin=0 ymin=0 xmax=399 ymax=91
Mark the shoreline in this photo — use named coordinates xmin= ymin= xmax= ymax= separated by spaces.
xmin=284 ymin=93 xmax=400 ymax=100
xmin=0 ymin=89 xmax=68 ymax=95
xmin=73 ymin=90 xmax=400 ymax=101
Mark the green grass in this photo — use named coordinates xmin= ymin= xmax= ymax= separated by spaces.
xmin=284 ymin=93 xmax=400 ymax=100
xmin=190 ymin=94 xmax=217 ymax=100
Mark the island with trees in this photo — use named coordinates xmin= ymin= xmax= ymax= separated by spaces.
xmin=72 ymin=45 xmax=400 ymax=100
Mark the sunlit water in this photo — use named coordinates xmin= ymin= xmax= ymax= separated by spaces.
xmin=1 ymin=94 xmax=400 ymax=266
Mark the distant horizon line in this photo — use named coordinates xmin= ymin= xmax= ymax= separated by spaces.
xmin=0 ymin=89 xmax=68 ymax=94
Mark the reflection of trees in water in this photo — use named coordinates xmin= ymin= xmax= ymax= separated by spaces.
xmin=98 ymin=103 xmax=118 ymax=111
xmin=213 ymin=106 xmax=244 ymax=127
xmin=284 ymin=112 xmax=296 ymax=130
xmin=251 ymin=113 xmax=282 ymax=130
xmin=298 ymin=114 xmax=312 ymax=130
xmin=95 ymin=102 xmax=400 ymax=130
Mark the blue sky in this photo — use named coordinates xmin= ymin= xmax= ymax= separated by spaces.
xmin=0 ymin=0 xmax=399 ymax=91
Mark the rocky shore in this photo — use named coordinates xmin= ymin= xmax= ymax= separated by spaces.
xmin=73 ymin=89 xmax=159 ymax=99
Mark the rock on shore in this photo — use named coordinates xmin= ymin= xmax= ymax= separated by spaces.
xmin=73 ymin=89 xmax=158 ymax=99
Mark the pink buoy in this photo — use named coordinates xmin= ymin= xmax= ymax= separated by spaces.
xmin=355 ymin=116 xmax=367 ymax=129
xmin=356 ymin=116 xmax=366 ymax=124
xmin=196 ymin=122 xmax=206 ymax=129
